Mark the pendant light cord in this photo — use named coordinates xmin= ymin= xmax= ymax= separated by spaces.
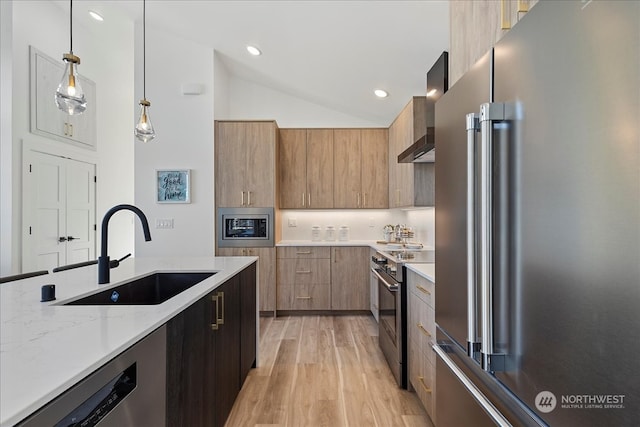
xmin=143 ymin=0 xmax=146 ymax=100
xmin=69 ymin=0 xmax=73 ymax=53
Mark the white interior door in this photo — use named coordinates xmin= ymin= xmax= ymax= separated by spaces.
xmin=23 ymin=151 xmax=96 ymax=272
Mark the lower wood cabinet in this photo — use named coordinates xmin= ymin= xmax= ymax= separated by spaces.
xmin=276 ymin=246 xmax=371 ymax=312
xmin=276 ymin=246 xmax=330 ymax=310
xmin=407 ymin=269 xmax=436 ymax=423
xmin=331 ymin=246 xmax=370 ymax=310
xmin=166 ymin=263 xmax=257 ymax=427
xmin=217 ymin=247 xmax=276 ymax=313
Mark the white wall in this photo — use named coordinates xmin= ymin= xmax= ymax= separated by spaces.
xmin=0 ymin=0 xmax=13 ymax=275
xmin=227 ymin=75 xmax=386 ymax=128
xmin=9 ymin=1 xmax=134 ymax=272
xmin=213 ymin=51 xmax=231 ymax=119
xmin=134 ymin=25 xmax=215 ymax=257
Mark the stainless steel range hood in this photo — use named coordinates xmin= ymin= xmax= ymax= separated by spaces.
xmin=397 ymin=130 xmax=434 ymax=163
xmin=398 ymin=51 xmax=447 ymax=164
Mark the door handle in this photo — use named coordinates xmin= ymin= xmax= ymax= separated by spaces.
xmin=58 ymin=236 xmax=68 ymax=242
xmin=67 ymin=236 xmax=77 ymax=241
xmin=466 ymin=112 xmax=480 ymax=358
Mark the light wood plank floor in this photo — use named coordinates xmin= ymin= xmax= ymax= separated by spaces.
xmin=225 ymin=315 xmax=435 ymax=427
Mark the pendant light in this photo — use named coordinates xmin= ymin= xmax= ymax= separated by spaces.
xmin=134 ymin=0 xmax=156 ymax=143
xmin=55 ymin=0 xmax=87 ymax=115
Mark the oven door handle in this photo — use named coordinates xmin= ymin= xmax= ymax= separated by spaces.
xmin=371 ymin=267 xmax=399 ymax=291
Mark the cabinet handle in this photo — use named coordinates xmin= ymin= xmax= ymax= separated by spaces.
xmin=247 ymin=191 xmax=252 ymax=206
xmin=218 ymin=291 xmax=225 ymax=325
xmin=69 ymin=123 xmax=73 ymax=136
xmin=363 ymin=193 xmax=367 ymax=207
xmin=501 ymin=0 xmax=511 ymax=29
xmin=211 ymin=294 xmax=220 ymax=330
xmin=64 ymin=122 xmax=68 ymax=136
xmin=241 ymin=191 xmax=245 ymax=206
xmin=518 ymin=0 xmax=529 ymax=13
xmin=418 ymin=376 xmax=433 ymax=394
xmin=302 ymin=192 xmax=306 ymax=207
xmin=308 ymin=193 xmax=311 ymax=207
xmin=296 ymin=250 xmax=312 ymax=254
xmin=418 ymin=323 xmax=432 ymax=337
xmin=396 ymin=189 xmax=401 ymax=205
xmin=296 ymin=296 xmax=312 ymax=300
xmin=356 ymin=192 xmax=361 ymax=208
xmin=295 ymin=270 xmax=311 ymax=274
xmin=416 ymin=285 xmax=431 ymax=296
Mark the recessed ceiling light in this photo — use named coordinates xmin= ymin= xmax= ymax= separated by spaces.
xmin=374 ymin=89 xmax=388 ymax=98
xmin=246 ymin=45 xmax=262 ymax=56
xmin=88 ymin=10 xmax=104 ymax=21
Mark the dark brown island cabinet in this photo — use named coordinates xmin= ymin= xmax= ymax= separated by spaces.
xmin=166 ymin=262 xmax=257 ymax=427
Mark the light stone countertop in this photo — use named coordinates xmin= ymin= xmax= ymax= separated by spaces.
xmin=406 ymin=263 xmax=436 ymax=282
xmin=0 ymin=256 xmax=257 ymax=427
xmin=276 ymin=239 xmax=378 ymax=247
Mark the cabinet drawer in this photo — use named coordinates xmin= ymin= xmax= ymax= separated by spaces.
xmin=409 ymin=343 xmax=436 ymax=420
xmin=277 ymin=283 xmax=331 ymax=310
xmin=277 ymin=246 xmax=330 ymax=259
xmin=408 ymin=271 xmax=435 ymax=308
xmin=277 ymin=258 xmax=330 ymax=284
xmin=409 ymin=293 xmax=436 ymax=365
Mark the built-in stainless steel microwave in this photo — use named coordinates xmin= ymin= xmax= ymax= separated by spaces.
xmin=217 ymin=207 xmax=274 ymax=248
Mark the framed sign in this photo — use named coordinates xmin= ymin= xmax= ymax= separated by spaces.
xmin=156 ymin=169 xmax=190 ymax=203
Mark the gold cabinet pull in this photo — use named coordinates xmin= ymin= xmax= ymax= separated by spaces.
xmin=295 ymin=270 xmax=312 ymax=274
xmin=296 ymin=250 xmax=312 ymax=254
xmin=417 ymin=285 xmax=431 ymax=296
xmin=501 ymin=0 xmax=511 ymax=29
xmin=247 ymin=190 xmax=252 ymax=206
xmin=302 ymin=192 xmax=305 ymax=207
xmin=211 ymin=294 xmax=220 ymax=330
xmin=418 ymin=376 xmax=432 ymax=394
xmin=356 ymin=192 xmax=361 ymax=208
xmin=295 ymin=296 xmax=312 ymax=300
xmin=69 ymin=123 xmax=73 ymax=136
xmin=418 ymin=323 xmax=432 ymax=337
xmin=518 ymin=0 xmax=529 ymax=13
xmin=241 ymin=191 xmax=245 ymax=206
xmin=308 ymin=193 xmax=311 ymax=207
xmin=363 ymin=193 xmax=367 ymax=207
xmin=218 ymin=291 xmax=225 ymax=325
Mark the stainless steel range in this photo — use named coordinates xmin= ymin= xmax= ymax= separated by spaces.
xmin=371 ymin=248 xmax=434 ymax=388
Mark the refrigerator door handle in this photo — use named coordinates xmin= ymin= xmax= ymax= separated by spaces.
xmin=433 ymin=344 xmax=513 ymax=427
xmin=466 ymin=113 xmax=481 ymax=358
xmin=479 ymin=102 xmax=510 ymax=372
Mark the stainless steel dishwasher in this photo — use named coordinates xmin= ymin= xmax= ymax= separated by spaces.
xmin=17 ymin=325 xmax=166 ymax=427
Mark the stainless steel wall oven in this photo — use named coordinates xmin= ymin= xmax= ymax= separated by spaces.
xmin=217 ymin=207 xmax=274 ymax=248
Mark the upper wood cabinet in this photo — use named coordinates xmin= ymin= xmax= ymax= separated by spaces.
xmin=334 ymin=128 xmax=388 ymax=209
xmin=449 ymin=0 xmax=538 ymax=85
xmin=388 ymin=97 xmax=429 ymax=208
xmin=30 ymin=46 xmax=97 ymax=150
xmin=215 ymin=121 xmax=277 ymax=208
xmin=279 ymin=129 xmax=334 ymax=209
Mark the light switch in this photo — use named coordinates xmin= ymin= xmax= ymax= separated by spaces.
xmin=288 ymin=217 xmax=297 ymax=227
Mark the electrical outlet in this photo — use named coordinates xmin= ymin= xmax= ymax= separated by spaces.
xmin=156 ymin=219 xmax=174 ymax=229
xmin=369 ymin=217 xmax=375 ymax=228
xmin=288 ymin=217 xmax=297 ymax=227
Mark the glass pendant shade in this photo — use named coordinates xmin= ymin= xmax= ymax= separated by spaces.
xmin=134 ymin=99 xmax=156 ymax=143
xmin=55 ymin=54 xmax=86 ymax=115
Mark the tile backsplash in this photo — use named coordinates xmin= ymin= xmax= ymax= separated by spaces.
xmin=280 ymin=208 xmax=435 ymax=247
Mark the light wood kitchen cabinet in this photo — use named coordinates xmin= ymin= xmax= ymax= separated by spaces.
xmin=279 ymin=128 xmax=333 ymax=209
xmin=277 ymin=246 xmax=331 ymax=310
xmin=215 ymin=121 xmax=277 ymax=208
xmin=389 ymin=97 xmax=433 ymax=208
xmin=370 ymin=248 xmax=379 ymax=322
xmin=334 ymin=128 xmax=388 ymax=209
xmin=330 ymin=246 xmax=370 ymax=310
xmin=217 ymin=247 xmax=276 ymax=314
xmin=407 ymin=268 xmax=436 ymax=422
xmin=30 ymin=46 xmax=97 ymax=150
xmin=449 ymin=0 xmax=538 ymax=85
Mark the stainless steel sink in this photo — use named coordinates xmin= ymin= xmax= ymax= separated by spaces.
xmin=64 ymin=272 xmax=216 ymax=305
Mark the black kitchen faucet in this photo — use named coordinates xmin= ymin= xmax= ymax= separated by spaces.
xmin=98 ymin=204 xmax=152 ymax=284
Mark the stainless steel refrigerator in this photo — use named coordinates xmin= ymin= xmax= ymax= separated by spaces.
xmin=434 ymin=1 xmax=639 ymax=426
